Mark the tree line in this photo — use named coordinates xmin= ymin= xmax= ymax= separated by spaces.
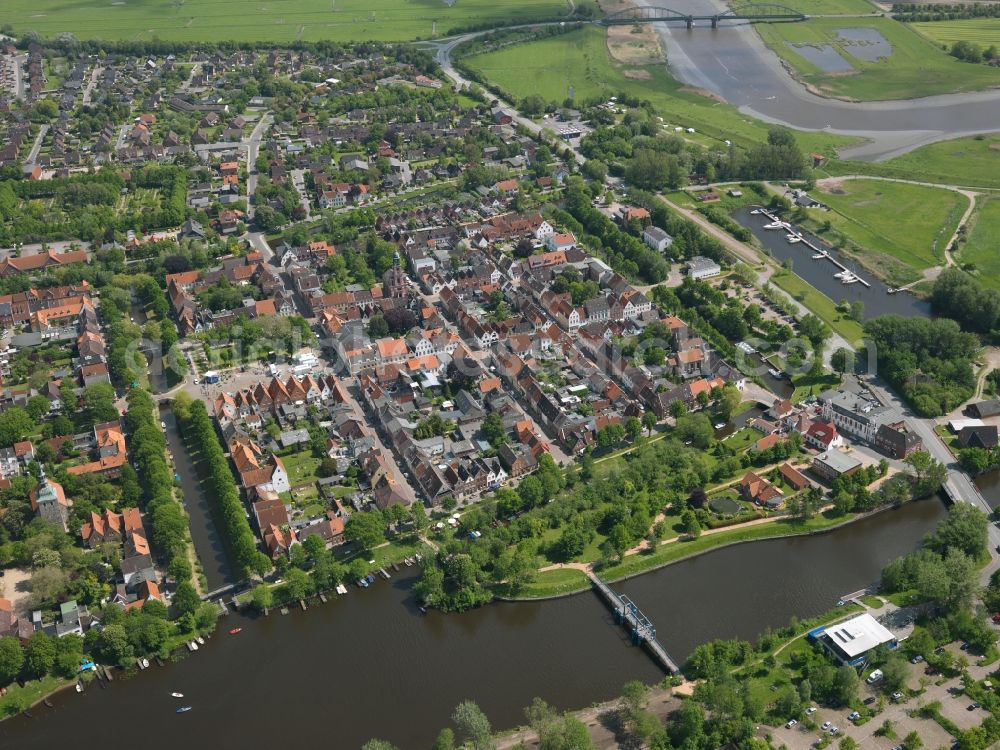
xmin=173 ymin=396 xmax=272 ymax=580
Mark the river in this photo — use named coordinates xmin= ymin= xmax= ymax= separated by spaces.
xmin=0 ymin=498 xmax=946 ymax=749
xmin=633 ymin=0 xmax=1000 ymax=160
xmin=732 ymin=207 xmax=931 ymax=321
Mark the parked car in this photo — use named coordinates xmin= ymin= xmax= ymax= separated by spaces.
xmin=863 ymin=697 xmax=876 ymax=705
xmin=821 ymin=721 xmax=832 ymax=731
xmin=848 ymin=711 xmax=860 ymax=721
xmin=961 ymin=642 xmax=970 ymax=651
xmin=786 ymin=719 xmax=797 ymax=729
xmin=910 ymin=654 xmax=924 ymax=664
xmin=829 ymin=727 xmax=839 ymax=736
xmin=993 ymin=613 xmax=1000 ymax=623
xmin=969 ymin=703 xmax=981 ymax=711
xmin=925 ymin=665 xmax=938 ymax=675
xmin=805 ymin=707 xmax=817 ymax=715
xmin=866 ymin=669 xmax=884 ymax=684
xmin=892 ymin=692 xmax=904 ymax=701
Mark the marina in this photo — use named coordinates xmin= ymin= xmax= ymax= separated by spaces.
xmin=755 ymin=206 xmax=871 ymax=287
xmin=732 ymin=207 xmax=932 ymax=321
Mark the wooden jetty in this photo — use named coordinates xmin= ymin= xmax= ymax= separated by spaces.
xmin=319 ymin=593 xmax=328 ymax=604
xmin=299 ymin=599 xmax=307 ymax=611
xmin=590 ymin=575 xmax=680 ymax=674
xmin=757 ymin=207 xmax=871 ymax=288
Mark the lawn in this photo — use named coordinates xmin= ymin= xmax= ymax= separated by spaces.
xmin=823 ymin=133 xmax=1000 ymax=190
xmin=0 ymin=0 xmax=567 ymax=42
xmin=463 ymin=25 xmax=858 ymax=155
xmin=766 ymin=0 xmax=878 ymax=13
xmin=755 ymin=17 xmax=1000 ymax=100
xmin=791 ymin=371 xmax=841 ymax=402
xmin=911 ymin=19 xmax=1000 ymax=49
xmin=813 ymin=178 xmax=965 ymax=272
xmin=600 ymin=511 xmax=853 ymax=581
xmin=502 ymin=567 xmax=591 ymax=599
xmin=279 ymin=449 xmax=321 ymax=485
xmin=768 ymin=269 xmax=866 ymax=345
xmin=958 ymin=196 xmax=1000 ymax=290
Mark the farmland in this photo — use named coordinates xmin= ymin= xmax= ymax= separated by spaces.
xmin=813 ymin=178 xmax=966 ymax=275
xmin=958 ymin=197 xmax=1000 ymax=290
xmin=0 ymin=0 xmax=567 ymax=43
xmin=755 ymin=17 xmax=1000 ymax=100
xmin=911 ymin=19 xmax=1000 ymax=49
xmin=462 ymin=25 xmax=858 ymax=155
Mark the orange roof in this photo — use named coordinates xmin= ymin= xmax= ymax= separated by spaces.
xmin=376 ymin=338 xmax=407 ymax=359
xmin=406 ymin=354 xmax=439 ymax=372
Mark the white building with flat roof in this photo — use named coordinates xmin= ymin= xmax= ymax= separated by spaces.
xmin=812 ymin=612 xmax=897 ymax=666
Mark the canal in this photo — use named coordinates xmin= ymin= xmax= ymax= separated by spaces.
xmin=733 ymin=207 xmax=931 ymax=321
xmin=0 ymin=498 xmax=946 ymax=749
xmin=160 ymin=405 xmax=235 ymax=593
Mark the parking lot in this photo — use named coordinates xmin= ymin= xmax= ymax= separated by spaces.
xmin=766 ymin=654 xmax=990 ymax=750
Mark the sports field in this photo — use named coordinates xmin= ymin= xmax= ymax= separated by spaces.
xmin=911 ymin=19 xmax=1000 ymax=49
xmin=463 ymin=25 xmax=857 ymax=154
xmin=756 ymin=17 xmax=1000 ymax=100
xmin=815 ymin=178 xmax=965 ymax=272
xmin=0 ymin=0 xmax=566 ymax=43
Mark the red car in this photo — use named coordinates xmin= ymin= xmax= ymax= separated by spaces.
xmin=993 ymin=613 xmax=1000 ymax=623
xmin=925 ymin=665 xmax=938 ymax=675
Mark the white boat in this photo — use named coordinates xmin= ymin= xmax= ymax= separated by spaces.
xmin=75 ymin=683 xmax=83 ymax=693
xmin=195 ymin=636 xmax=205 ymax=646
xmin=187 ymin=641 xmax=199 ymax=652
xmin=763 ymin=221 xmax=784 ymax=229
xmin=750 ymin=208 xmax=763 ymax=215
xmin=171 ymin=692 xmax=184 ymax=698
xmin=785 ymin=234 xmax=802 ymax=244
xmin=841 ymin=272 xmax=858 ymax=284
xmin=834 ymin=270 xmax=848 ymax=279
xmin=812 ymin=251 xmax=828 ymax=259
xmin=138 ymin=658 xmax=149 ymax=670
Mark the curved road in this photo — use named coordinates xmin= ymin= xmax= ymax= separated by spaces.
xmin=432 ymin=13 xmax=1000 ymax=161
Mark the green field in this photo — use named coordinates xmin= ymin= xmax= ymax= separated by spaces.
xmin=958 ymin=197 xmax=1000 ymax=290
xmin=815 ymin=178 xmax=965 ymax=272
xmin=911 ymin=19 xmax=1000 ymax=48
xmin=756 ymin=17 xmax=1000 ymax=100
xmin=822 ymin=133 xmax=1000 ymax=190
xmin=0 ymin=0 xmax=566 ymax=43
xmin=766 ymin=0 xmax=878 ymax=14
xmin=769 ymin=269 xmax=866 ymax=344
xmin=464 ymin=25 xmax=857 ymax=155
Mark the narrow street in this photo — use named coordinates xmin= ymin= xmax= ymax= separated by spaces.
xmin=245 ymin=111 xmax=273 ymax=221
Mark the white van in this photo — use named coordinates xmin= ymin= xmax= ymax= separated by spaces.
xmin=866 ymin=669 xmax=883 ymax=684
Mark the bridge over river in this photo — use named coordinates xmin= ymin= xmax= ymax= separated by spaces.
xmin=590 ymin=573 xmax=681 ymax=674
xmin=599 ymin=4 xmax=805 ymax=28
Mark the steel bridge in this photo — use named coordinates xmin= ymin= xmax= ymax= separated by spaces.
xmin=599 ymin=4 xmax=807 ymax=28
xmin=591 ymin=574 xmax=680 ymax=673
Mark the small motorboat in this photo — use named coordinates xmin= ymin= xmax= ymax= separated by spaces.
xmin=160 ymin=421 xmax=166 ymax=429
xmin=419 ymin=605 xmax=428 ymax=614
xmin=75 ymin=683 xmax=83 ymax=693
xmin=785 ymin=234 xmax=801 ymax=244
xmin=750 ymin=208 xmax=763 ymax=215
xmin=403 ymin=557 xmax=413 ymax=567
xmin=414 ymin=553 xmax=422 ymax=562
xmin=887 ymin=287 xmax=898 ymax=294
xmin=357 ymin=578 xmax=369 ymax=588
xmin=195 ymin=636 xmax=205 ymax=646
xmin=763 ymin=221 xmax=784 ymax=230
xmin=171 ymin=692 xmax=184 ymax=698
xmin=176 ymin=706 xmax=193 ymax=714
xmin=229 ymin=628 xmax=242 ymax=635
xmin=365 ymin=573 xmax=376 ymax=584
xmin=187 ymin=641 xmax=199 ymax=652
xmin=812 ymin=251 xmax=828 ymax=259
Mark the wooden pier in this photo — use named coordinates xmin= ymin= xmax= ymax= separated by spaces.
xmin=590 ymin=574 xmax=680 ymax=674
xmin=756 ymin=207 xmax=871 ymax=288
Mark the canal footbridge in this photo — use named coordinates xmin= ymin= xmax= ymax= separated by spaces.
xmin=599 ymin=4 xmax=807 ymax=28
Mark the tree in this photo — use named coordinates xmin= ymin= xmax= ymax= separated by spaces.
xmin=453 ymin=700 xmax=494 ymax=750
xmin=0 ymin=407 xmax=34 ymax=448
xmin=682 ymin=509 xmax=701 ymax=539
xmin=625 ymin=417 xmax=643 ymax=442
xmin=926 ymin=502 xmax=988 ymax=560
xmin=642 ymin=411 xmax=657 ymax=436
xmin=432 ymin=729 xmax=456 ymax=750
xmin=361 ymin=741 xmax=399 ymax=750
xmin=675 ymin=413 xmax=714 ymax=449
xmin=24 ymin=631 xmax=56 ymax=678
xmin=345 ymin=510 xmax=385 ymax=551
xmin=902 ymin=730 xmax=923 ymax=750
xmin=173 ymin=580 xmax=200 ymax=616
xmin=481 ymin=412 xmax=509 ymax=447
xmin=717 ymin=385 xmax=742 ymax=421
xmin=0 ymin=637 xmax=24 ymax=684
xmin=881 ymin=654 xmax=909 ymax=691
xmin=831 ymin=347 xmax=854 ymax=374
xmin=831 ymin=665 xmax=859 ymax=706
xmin=250 ymin=583 xmax=274 ymax=612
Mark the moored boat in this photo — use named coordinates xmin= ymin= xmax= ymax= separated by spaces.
xmin=177 ymin=706 xmax=192 ymax=714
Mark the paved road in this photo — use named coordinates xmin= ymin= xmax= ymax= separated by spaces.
xmin=245 ymin=232 xmax=275 ymax=264
xmin=290 ymin=168 xmax=312 ymax=221
xmin=422 ymin=26 xmax=585 ymax=166
xmin=245 ymin=112 xmax=273 ymax=221
xmin=24 ymin=124 xmax=48 ymax=165
xmin=81 ymin=65 xmax=102 ymax=105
